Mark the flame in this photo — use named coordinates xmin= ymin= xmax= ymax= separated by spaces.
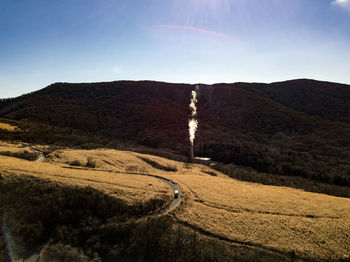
xmin=189 ymin=90 xmax=197 ymax=117
xmin=188 ymin=119 xmax=198 ymax=146
xmin=188 ymin=89 xmax=198 ymax=146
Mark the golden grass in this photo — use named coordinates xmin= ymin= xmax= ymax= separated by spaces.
xmin=0 ymin=147 xmax=33 ymax=155
xmin=0 ymin=141 xmax=36 ymax=156
xmin=0 ymin=155 xmax=171 ymax=205
xmin=175 ymin=174 xmax=350 ymax=218
xmin=47 ymin=149 xmax=226 ymax=178
xmin=0 ymin=141 xmax=25 ymax=150
xmin=174 ymin=174 xmax=350 ymax=259
xmin=1 ymin=143 xmax=350 ymax=260
xmin=47 ymin=149 xmax=152 ymax=172
xmin=178 ymin=201 xmax=350 ymax=259
xmin=0 ymin=122 xmax=21 ymax=132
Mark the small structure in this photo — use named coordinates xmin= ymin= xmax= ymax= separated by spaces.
xmin=193 ymin=157 xmax=213 ymax=167
xmin=194 ymin=157 xmax=211 ymax=161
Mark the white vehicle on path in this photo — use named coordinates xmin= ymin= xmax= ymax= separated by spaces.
xmin=174 ymin=190 xmax=179 ymax=199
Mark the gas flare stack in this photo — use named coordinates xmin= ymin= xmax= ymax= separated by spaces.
xmin=190 ymin=144 xmax=194 ymax=163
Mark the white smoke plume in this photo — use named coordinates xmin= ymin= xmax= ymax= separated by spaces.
xmin=188 ymin=90 xmax=198 ymax=146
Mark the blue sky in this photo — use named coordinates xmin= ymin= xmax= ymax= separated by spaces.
xmin=1 ymin=0 xmax=350 ymax=98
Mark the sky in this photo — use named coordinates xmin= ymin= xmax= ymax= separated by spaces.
xmin=1 ymin=0 xmax=350 ymax=98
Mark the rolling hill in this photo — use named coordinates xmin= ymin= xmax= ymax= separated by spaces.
xmin=0 ymin=79 xmax=349 ymax=189
xmin=1 ymin=142 xmax=349 ymax=261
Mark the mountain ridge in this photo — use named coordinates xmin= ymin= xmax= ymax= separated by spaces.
xmin=1 ymin=78 xmax=349 ymax=188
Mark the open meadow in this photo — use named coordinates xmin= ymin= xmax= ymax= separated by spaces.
xmin=0 ymin=141 xmax=349 ymax=261
xmin=0 ymin=143 xmax=172 ymax=206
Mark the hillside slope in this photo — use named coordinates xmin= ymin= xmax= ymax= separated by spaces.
xmin=0 ymin=79 xmax=349 ymax=187
xmin=1 ymin=143 xmax=349 ymax=261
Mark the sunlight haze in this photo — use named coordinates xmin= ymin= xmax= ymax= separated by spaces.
xmin=1 ymin=0 xmax=350 ymax=97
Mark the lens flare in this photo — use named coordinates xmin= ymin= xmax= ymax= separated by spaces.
xmin=156 ymin=25 xmax=235 ymax=41
xmin=2 ymin=216 xmax=16 ymax=262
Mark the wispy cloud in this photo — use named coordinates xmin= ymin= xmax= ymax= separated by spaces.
xmin=333 ymin=0 xmax=350 ymax=11
xmin=155 ymin=25 xmax=235 ymax=42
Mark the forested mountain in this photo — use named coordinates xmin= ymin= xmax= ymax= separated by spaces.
xmin=1 ymin=79 xmax=349 ymax=187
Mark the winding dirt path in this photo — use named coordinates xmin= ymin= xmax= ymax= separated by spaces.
xmin=63 ymin=167 xmax=184 ymax=214
xmin=28 ymin=147 xmax=45 ymax=163
xmin=22 ymin=150 xmax=183 ymax=262
xmin=23 ymin=149 xmax=308 ymax=261
xmin=33 ymin=150 xmax=183 ymax=214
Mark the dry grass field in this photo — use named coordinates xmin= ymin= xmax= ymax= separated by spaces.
xmin=174 ymin=174 xmax=350 ymax=260
xmin=47 ymin=148 xmax=223 ymax=177
xmin=0 ymin=144 xmax=172 ymax=205
xmin=0 ymin=122 xmax=21 ymax=132
xmin=0 ymin=141 xmax=34 ymax=155
xmin=1 ymin=142 xmax=350 ymax=260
